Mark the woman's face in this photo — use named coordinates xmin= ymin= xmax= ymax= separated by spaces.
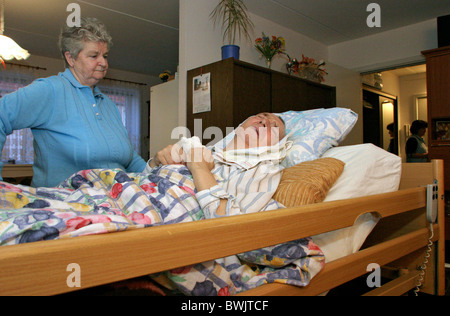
xmin=418 ymin=127 xmax=427 ymax=137
xmin=65 ymin=41 xmax=109 ymax=88
xmin=234 ymin=113 xmax=286 ymax=149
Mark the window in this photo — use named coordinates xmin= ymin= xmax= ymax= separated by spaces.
xmin=0 ymin=71 xmax=35 ymax=164
xmin=99 ymin=84 xmax=142 ymax=154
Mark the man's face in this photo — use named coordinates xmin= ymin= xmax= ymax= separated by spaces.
xmin=235 ymin=113 xmax=286 ymax=149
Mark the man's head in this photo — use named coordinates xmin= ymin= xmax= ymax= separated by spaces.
xmin=234 ymin=113 xmax=286 ymax=149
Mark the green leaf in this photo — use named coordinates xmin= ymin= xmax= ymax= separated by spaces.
xmin=210 ymin=0 xmax=254 ymax=45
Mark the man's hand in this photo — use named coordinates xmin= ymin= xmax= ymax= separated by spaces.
xmin=149 ymin=144 xmax=185 ymax=168
xmin=185 ymin=147 xmax=215 ymax=172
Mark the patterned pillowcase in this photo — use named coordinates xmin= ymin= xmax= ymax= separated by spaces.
xmin=273 ymin=157 xmax=345 ymax=207
xmin=278 ymin=108 xmax=358 ymax=168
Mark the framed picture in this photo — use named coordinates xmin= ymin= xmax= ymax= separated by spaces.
xmin=435 ymin=120 xmax=450 ymax=140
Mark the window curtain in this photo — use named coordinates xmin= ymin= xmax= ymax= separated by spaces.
xmin=99 ymin=81 xmax=143 ymax=155
xmin=0 ymin=67 xmax=36 ymax=164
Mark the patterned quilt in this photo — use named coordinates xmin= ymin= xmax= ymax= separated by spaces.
xmin=0 ymin=165 xmax=324 ymax=295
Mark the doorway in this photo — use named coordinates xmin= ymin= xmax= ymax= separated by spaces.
xmin=363 ymin=87 xmax=398 ymax=155
xmin=414 ymin=94 xmax=428 ymax=142
xmin=362 ymin=64 xmax=427 ymax=157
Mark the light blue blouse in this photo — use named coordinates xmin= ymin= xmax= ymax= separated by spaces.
xmin=0 ymin=69 xmax=147 ymax=187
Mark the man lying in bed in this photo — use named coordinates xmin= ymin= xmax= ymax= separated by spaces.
xmin=143 ymin=112 xmax=323 ymax=295
xmin=148 ymin=112 xmax=290 ymax=218
xmin=0 ymin=113 xmax=292 ymax=240
xmin=0 ymin=112 xmax=324 ymax=295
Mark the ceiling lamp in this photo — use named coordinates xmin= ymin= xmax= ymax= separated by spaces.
xmin=0 ymin=0 xmax=30 ymax=67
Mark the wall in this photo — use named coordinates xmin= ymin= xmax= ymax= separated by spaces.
xmin=178 ymin=0 xmax=220 ymax=127
xmin=326 ymin=63 xmax=363 ymax=145
xmin=149 ymin=78 xmax=179 ymax=157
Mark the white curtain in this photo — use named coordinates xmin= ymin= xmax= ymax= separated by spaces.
xmin=0 ymin=68 xmax=35 ymax=164
xmin=99 ymin=82 xmax=142 ymax=154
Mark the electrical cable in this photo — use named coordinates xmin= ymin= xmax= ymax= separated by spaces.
xmin=414 ymin=223 xmax=434 ymax=296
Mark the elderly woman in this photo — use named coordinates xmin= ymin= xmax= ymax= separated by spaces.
xmin=148 ymin=112 xmax=290 ymax=218
xmin=0 ymin=17 xmax=146 ymax=187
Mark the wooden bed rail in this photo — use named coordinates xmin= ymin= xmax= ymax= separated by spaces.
xmin=0 ymin=160 xmax=445 ymax=296
xmin=0 ymin=186 xmax=430 ymax=296
xmin=238 ymin=224 xmax=439 ymax=296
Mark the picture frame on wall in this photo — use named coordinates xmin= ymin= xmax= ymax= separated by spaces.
xmin=435 ymin=120 xmax=450 ymax=140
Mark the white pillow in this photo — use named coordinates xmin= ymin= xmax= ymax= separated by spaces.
xmin=278 ymin=108 xmax=358 ymax=168
xmin=322 ymin=143 xmax=402 ymax=201
xmin=312 ymin=144 xmax=402 ymax=263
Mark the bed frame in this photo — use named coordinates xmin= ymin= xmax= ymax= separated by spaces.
xmin=0 ymin=160 xmax=445 ymax=296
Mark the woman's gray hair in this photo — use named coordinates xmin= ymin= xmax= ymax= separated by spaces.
xmin=59 ymin=17 xmax=113 ymax=67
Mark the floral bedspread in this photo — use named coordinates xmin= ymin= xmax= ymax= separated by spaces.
xmin=0 ymin=166 xmax=324 ymax=295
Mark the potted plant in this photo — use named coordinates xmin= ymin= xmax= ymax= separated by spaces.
xmin=210 ymin=0 xmax=254 ymax=60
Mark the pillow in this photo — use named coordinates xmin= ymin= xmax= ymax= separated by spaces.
xmin=278 ymin=108 xmax=358 ymax=168
xmin=273 ymin=157 xmax=345 ymax=207
xmin=322 ymin=143 xmax=402 ymax=201
xmin=312 ymin=144 xmax=402 ymax=263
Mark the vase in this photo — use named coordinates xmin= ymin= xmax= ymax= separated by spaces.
xmin=221 ymin=45 xmax=240 ymax=60
xmin=298 ymin=68 xmax=320 ymax=82
xmin=266 ymin=58 xmax=272 ymax=69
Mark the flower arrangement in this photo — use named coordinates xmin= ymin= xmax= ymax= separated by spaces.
xmin=286 ymin=54 xmax=327 ymax=83
xmin=159 ymin=70 xmax=172 ymax=82
xmin=254 ymin=33 xmax=285 ymax=68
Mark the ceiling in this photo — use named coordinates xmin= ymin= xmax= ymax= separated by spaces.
xmin=3 ymin=0 xmax=449 ymax=76
xmin=245 ymin=0 xmax=450 ymax=45
xmin=4 ymin=0 xmax=180 ymax=76
xmin=385 ymin=64 xmax=427 ymax=77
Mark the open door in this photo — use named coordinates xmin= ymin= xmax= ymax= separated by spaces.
xmin=363 ymin=87 xmax=398 ymax=155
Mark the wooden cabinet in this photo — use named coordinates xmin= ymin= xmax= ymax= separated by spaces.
xmin=271 ymin=71 xmax=336 ymax=113
xmin=423 ymin=46 xmax=450 ymax=144
xmin=186 ymin=58 xmax=336 ymax=144
xmin=422 ymin=46 xmax=450 ymax=192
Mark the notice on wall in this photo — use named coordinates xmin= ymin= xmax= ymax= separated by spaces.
xmin=192 ymin=73 xmax=211 ymax=114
